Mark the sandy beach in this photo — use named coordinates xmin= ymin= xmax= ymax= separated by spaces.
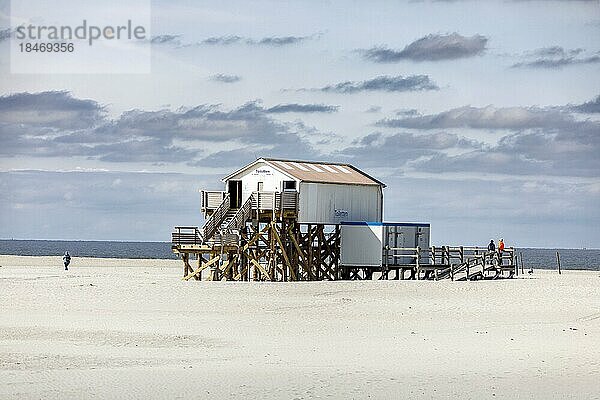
xmin=0 ymin=255 xmax=599 ymax=399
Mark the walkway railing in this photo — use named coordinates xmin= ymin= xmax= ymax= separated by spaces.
xmin=383 ymin=246 xmax=516 ymax=280
xmin=172 ymin=226 xmax=203 ymax=246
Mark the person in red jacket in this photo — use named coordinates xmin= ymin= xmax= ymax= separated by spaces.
xmin=498 ymin=239 xmax=505 ymax=265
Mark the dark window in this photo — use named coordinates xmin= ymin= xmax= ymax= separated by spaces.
xmin=283 ymin=180 xmax=296 ymax=190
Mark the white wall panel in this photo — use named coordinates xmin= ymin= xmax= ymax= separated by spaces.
xmin=297 ymin=182 xmax=382 ymax=224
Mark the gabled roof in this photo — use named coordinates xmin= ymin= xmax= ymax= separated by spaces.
xmin=223 ymin=158 xmax=385 ymax=187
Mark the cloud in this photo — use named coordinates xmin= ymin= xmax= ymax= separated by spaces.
xmin=417 ymin=131 xmax=600 ymax=178
xmin=315 ymin=75 xmax=438 ymax=93
xmin=151 ymin=34 xmax=182 ymax=45
xmin=395 ymin=109 xmax=420 ymax=117
xmin=201 ymin=35 xmax=244 ymax=45
xmin=377 ymin=104 xmax=584 ymax=131
xmin=571 ymin=95 xmax=600 ymax=113
xmin=256 ymin=36 xmax=312 ymax=46
xmin=365 ymin=106 xmax=382 ymax=113
xmin=526 ymin=46 xmax=583 ymax=58
xmin=374 ymin=104 xmax=600 ymax=178
xmin=0 ymin=93 xmax=321 ymax=164
xmin=0 ymin=27 xmax=11 ymax=42
xmin=200 ymin=34 xmax=317 ymax=46
xmin=362 ymin=33 xmax=488 ymax=62
xmin=210 ymin=73 xmax=242 ymax=83
xmin=0 ymin=91 xmax=105 ymax=129
xmin=336 ymin=131 xmax=481 ymax=167
xmin=265 ymin=103 xmax=339 ymax=113
xmin=511 ymin=46 xmax=600 ymax=68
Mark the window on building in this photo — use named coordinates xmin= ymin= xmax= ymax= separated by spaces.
xmin=283 ymin=180 xmax=297 ymax=190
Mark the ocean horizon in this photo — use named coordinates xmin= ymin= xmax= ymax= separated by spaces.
xmin=1 ymin=239 xmax=599 ymax=271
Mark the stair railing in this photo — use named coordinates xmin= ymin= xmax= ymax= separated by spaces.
xmin=224 ymin=193 xmax=254 ymax=231
xmin=201 ymin=193 xmax=230 ymax=240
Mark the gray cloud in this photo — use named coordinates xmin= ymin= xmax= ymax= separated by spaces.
xmin=256 ymin=36 xmax=312 ymax=46
xmin=395 ymin=109 xmax=420 ymax=117
xmin=151 ymin=34 xmax=182 ymax=45
xmin=200 ymin=34 xmax=316 ymax=46
xmin=0 ymin=93 xmax=321 ymax=164
xmin=511 ymin=46 xmax=600 ymax=68
xmin=362 ymin=33 xmax=488 ymax=63
xmin=0 ymin=91 xmax=105 ymax=130
xmin=336 ymin=131 xmax=480 ymax=167
xmin=0 ymin=27 xmax=11 ymax=42
xmin=365 ymin=106 xmax=382 ymax=113
xmin=265 ymin=103 xmax=339 ymax=113
xmin=572 ymin=95 xmax=600 ymax=113
xmin=374 ymin=104 xmax=600 ymax=177
xmin=417 ymin=129 xmax=600 ymax=178
xmin=526 ymin=46 xmax=583 ymax=58
xmin=210 ymin=73 xmax=242 ymax=83
xmin=202 ymin=35 xmax=243 ymax=45
xmin=377 ymin=105 xmax=584 ymax=131
xmin=316 ymin=75 xmax=438 ymax=94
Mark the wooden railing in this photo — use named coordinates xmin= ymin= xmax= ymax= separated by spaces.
xmin=251 ymin=191 xmax=298 ymax=211
xmin=225 ymin=194 xmax=254 ymax=231
xmin=201 ymin=190 xmax=298 ymax=212
xmin=201 ymin=193 xmax=230 ymax=240
xmin=384 ymin=246 xmax=517 ymax=279
xmin=280 ymin=191 xmax=298 ymax=210
xmin=201 ymin=190 xmax=227 ymax=211
xmin=252 ymin=191 xmax=276 ymax=210
xmin=172 ymin=226 xmax=203 ymax=246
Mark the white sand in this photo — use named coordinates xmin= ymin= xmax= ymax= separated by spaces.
xmin=0 ymin=255 xmax=599 ymax=400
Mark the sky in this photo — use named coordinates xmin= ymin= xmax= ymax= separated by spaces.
xmin=0 ymin=0 xmax=599 ymax=247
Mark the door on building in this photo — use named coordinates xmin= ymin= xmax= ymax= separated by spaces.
xmin=257 ymin=181 xmax=264 ymax=192
xmin=228 ymin=180 xmax=242 ymax=208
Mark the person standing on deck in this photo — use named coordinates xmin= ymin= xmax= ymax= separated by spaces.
xmin=487 ymin=240 xmax=496 ymax=265
xmin=63 ymin=251 xmax=71 ymax=271
xmin=498 ymin=239 xmax=505 ymax=266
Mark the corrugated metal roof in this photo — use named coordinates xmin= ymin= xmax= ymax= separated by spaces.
xmin=262 ymin=158 xmax=385 ymax=186
xmin=222 ymin=158 xmax=386 ymax=187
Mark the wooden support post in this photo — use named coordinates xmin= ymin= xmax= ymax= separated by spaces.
xmin=334 ymin=225 xmax=340 ymax=280
xmin=272 ymin=221 xmax=296 ymax=281
xmin=269 ymin=223 xmax=276 ymax=281
xmin=465 ymin=247 xmax=470 ymax=279
xmin=197 ymin=254 xmax=202 ymax=281
xmin=316 ymin=226 xmax=323 ymax=280
xmin=520 ymin=252 xmax=524 ymax=275
xmin=307 ymin=224 xmax=313 ymax=280
xmin=416 ymin=246 xmax=421 ymax=280
xmin=183 ymin=255 xmax=220 ymax=281
xmin=556 ymin=251 xmax=562 ymax=274
xmin=182 ymin=253 xmax=190 ymax=278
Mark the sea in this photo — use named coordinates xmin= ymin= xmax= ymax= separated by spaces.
xmin=0 ymin=240 xmax=599 ymax=271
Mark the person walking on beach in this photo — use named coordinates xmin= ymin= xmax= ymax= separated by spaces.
xmin=498 ymin=239 xmax=505 ymax=266
xmin=63 ymin=251 xmax=71 ymax=271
